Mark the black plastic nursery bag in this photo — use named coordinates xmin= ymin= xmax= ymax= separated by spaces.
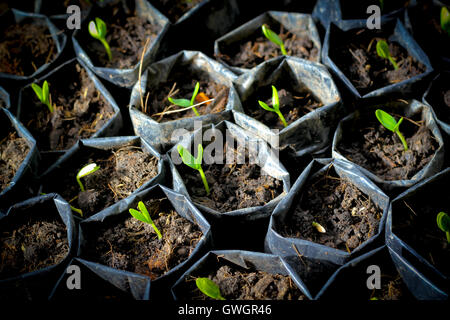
xmin=423 ymin=72 xmax=450 ymax=136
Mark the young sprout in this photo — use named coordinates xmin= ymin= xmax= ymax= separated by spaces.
xmin=129 ymin=201 xmax=162 ymax=239
xmin=195 ymin=277 xmax=225 ymax=300
xmin=441 ymin=6 xmax=450 ymax=37
xmin=258 ymin=85 xmax=288 ymax=127
xmin=376 ymin=40 xmax=399 ymax=70
xmin=76 ymin=163 xmax=100 ymax=192
xmin=375 ymin=109 xmax=408 ymax=151
xmin=261 ymin=24 xmax=287 ymax=55
xmin=168 ymin=82 xmax=201 ymax=116
xmin=177 ymin=144 xmax=210 ymax=195
xmin=31 ymin=80 xmax=54 ymax=113
xmin=437 ymin=212 xmax=450 ymax=243
xmin=312 ymin=221 xmax=326 ymax=233
xmin=88 ymin=17 xmax=112 ymax=61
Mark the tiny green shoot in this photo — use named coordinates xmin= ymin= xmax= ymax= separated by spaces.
xmin=258 ymin=85 xmax=288 ymax=127
xmin=195 ymin=277 xmax=225 ymax=300
xmin=261 ymin=24 xmax=287 ymax=55
xmin=441 ymin=6 xmax=450 ymax=37
xmin=88 ymin=17 xmax=112 ymax=61
xmin=31 ymin=80 xmax=54 ymax=113
xmin=375 ymin=109 xmax=408 ymax=151
xmin=312 ymin=221 xmax=326 ymax=233
xmin=76 ymin=163 xmax=100 ymax=192
xmin=376 ymin=40 xmax=399 ymax=70
xmin=437 ymin=211 xmax=450 ymax=243
xmin=41 ymin=192 xmax=83 ymax=217
xmin=168 ymin=82 xmax=201 ymax=116
xmin=129 ymin=201 xmax=162 ymax=239
xmin=177 ymin=144 xmax=210 ymax=195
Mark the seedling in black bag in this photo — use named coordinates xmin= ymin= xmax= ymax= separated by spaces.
xmin=168 ymin=82 xmax=201 ymax=116
xmin=376 ymin=40 xmax=399 ymax=70
xmin=31 ymin=80 xmax=54 ymax=113
xmin=88 ymin=17 xmax=112 ymax=61
xmin=261 ymin=24 xmax=287 ymax=55
xmin=196 ymin=277 xmax=225 ymax=300
xmin=437 ymin=211 xmax=450 ymax=243
xmin=375 ymin=109 xmax=408 ymax=151
xmin=441 ymin=6 xmax=450 ymax=37
xmin=129 ymin=201 xmax=163 ymax=239
xmin=178 ymin=144 xmax=210 ymax=195
xmin=76 ymin=163 xmax=100 ymax=192
xmin=258 ymin=85 xmax=288 ymax=127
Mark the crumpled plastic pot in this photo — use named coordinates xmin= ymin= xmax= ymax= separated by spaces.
xmin=49 ymin=257 xmax=151 ymax=300
xmin=214 ymin=11 xmax=322 ymax=75
xmin=312 ymin=0 xmax=409 ymax=31
xmin=332 ymin=99 xmax=445 ymax=191
xmin=322 ymin=19 xmax=433 ymax=101
xmin=0 ymin=108 xmax=39 ymax=213
xmin=0 ymin=9 xmax=67 ymax=81
xmin=232 ymin=55 xmax=344 ymax=155
xmin=385 ymin=168 xmax=449 ymax=300
xmin=17 ymin=58 xmax=123 ymax=175
xmin=77 ymin=184 xmax=212 ymax=300
xmin=129 ymin=50 xmax=242 ymax=153
xmin=423 ymin=72 xmax=450 ymax=136
xmin=168 ymin=120 xmax=290 ymax=221
xmin=171 ymin=250 xmax=313 ymax=300
xmin=38 ymin=135 xmax=166 ymax=220
xmin=72 ymin=0 xmax=170 ymax=88
xmin=0 ymin=193 xmax=76 ymax=301
xmin=265 ymin=158 xmax=390 ymax=266
xmin=0 ymin=86 xmax=10 ymax=109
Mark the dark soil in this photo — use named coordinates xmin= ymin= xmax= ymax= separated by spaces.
xmin=281 ymin=169 xmax=383 ymax=252
xmin=340 ymin=0 xmax=409 ymax=20
xmin=0 ymin=131 xmax=29 ymax=192
xmin=370 ymin=273 xmax=407 ymax=300
xmin=0 ymin=21 xmax=57 ymax=76
xmin=140 ymin=72 xmax=229 ymax=122
xmin=337 ymin=108 xmax=439 ymax=181
xmin=246 ymin=87 xmax=323 ymax=130
xmin=82 ymin=196 xmax=203 ymax=280
xmin=177 ymin=142 xmax=284 ymax=213
xmin=392 ymin=176 xmax=449 ymax=278
xmin=82 ymin=2 xmax=161 ymax=69
xmin=21 ymin=62 xmax=115 ymax=151
xmin=185 ymin=261 xmax=306 ymax=300
xmin=44 ymin=145 xmax=159 ymax=218
xmin=331 ymin=28 xmax=426 ymax=96
xmin=218 ymin=22 xmax=319 ymax=69
xmin=149 ymin=0 xmax=203 ymax=23
xmin=0 ymin=214 xmax=68 ymax=279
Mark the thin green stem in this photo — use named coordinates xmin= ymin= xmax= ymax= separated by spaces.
xmin=277 ymin=111 xmax=288 ymax=127
xmin=395 ymin=130 xmax=408 ymax=151
xmin=446 ymin=231 xmax=450 ymax=244
xmin=100 ymin=38 xmax=112 ymax=61
xmin=70 ymin=205 xmax=83 ymax=217
xmin=77 ymin=177 xmax=85 ymax=192
xmin=198 ymin=166 xmax=210 ymax=195
xmin=389 ymin=56 xmax=399 ymax=70
xmin=192 ymin=107 xmax=200 ymax=117
xmin=280 ymin=43 xmax=287 ymax=55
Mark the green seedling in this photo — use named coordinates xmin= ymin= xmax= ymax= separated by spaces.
xmin=261 ymin=24 xmax=287 ymax=55
xmin=195 ymin=277 xmax=225 ymax=300
xmin=41 ymin=192 xmax=83 ymax=217
xmin=168 ymin=82 xmax=201 ymax=116
xmin=129 ymin=201 xmax=162 ymax=239
xmin=312 ymin=221 xmax=326 ymax=233
xmin=88 ymin=17 xmax=112 ymax=61
xmin=31 ymin=80 xmax=54 ymax=113
xmin=177 ymin=144 xmax=210 ymax=195
xmin=258 ymin=85 xmax=288 ymax=127
xmin=441 ymin=6 xmax=450 ymax=36
xmin=376 ymin=40 xmax=399 ymax=70
xmin=76 ymin=163 xmax=100 ymax=192
xmin=437 ymin=211 xmax=450 ymax=243
xmin=375 ymin=109 xmax=408 ymax=151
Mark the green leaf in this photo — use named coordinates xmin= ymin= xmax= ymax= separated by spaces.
xmin=168 ymin=97 xmax=192 ymax=108
xmin=190 ymin=82 xmax=200 ymax=106
xmin=393 ymin=116 xmax=404 ymax=132
xmin=42 ymin=80 xmax=49 ymax=105
xmin=195 ymin=278 xmax=225 ymax=300
xmin=195 ymin=144 xmax=204 ymax=165
xmin=88 ymin=20 xmax=100 ymax=39
xmin=271 ymin=85 xmax=279 ymax=111
xmin=178 ymin=145 xmax=201 ymax=170
xmin=375 ymin=109 xmax=398 ymax=132
xmin=376 ymin=40 xmax=391 ymax=59
xmin=258 ymin=100 xmax=275 ymax=112
xmin=262 ymin=24 xmax=284 ymax=49
xmin=138 ymin=201 xmax=151 ymax=223
xmin=95 ymin=17 xmax=107 ymax=38
xmin=437 ymin=212 xmax=450 ymax=232
xmin=129 ymin=208 xmax=149 ymax=224
xmin=441 ymin=6 xmax=450 ymax=36
xmin=31 ymin=83 xmax=43 ymax=103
